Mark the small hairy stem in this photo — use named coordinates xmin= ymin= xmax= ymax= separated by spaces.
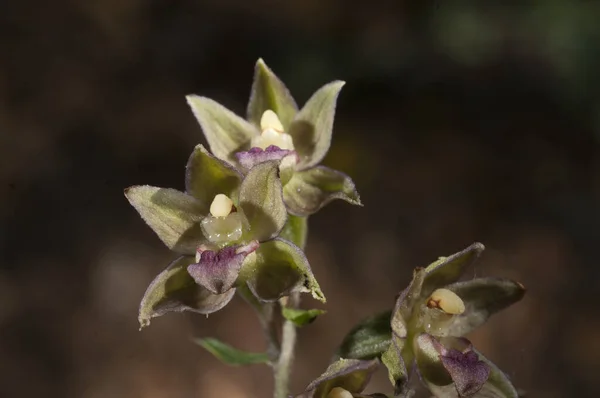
xmin=274 ymin=291 xmax=300 ymax=398
xmin=237 ymin=286 xmax=280 ymax=361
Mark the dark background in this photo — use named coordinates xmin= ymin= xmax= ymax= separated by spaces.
xmin=1 ymin=1 xmax=599 ymax=397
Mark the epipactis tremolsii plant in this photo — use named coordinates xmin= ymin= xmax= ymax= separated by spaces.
xmin=125 ymin=59 xmax=526 ymax=398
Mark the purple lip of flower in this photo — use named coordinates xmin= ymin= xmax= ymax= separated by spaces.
xmin=235 ymin=145 xmax=297 ymax=170
xmin=439 ymin=348 xmax=491 ymax=397
xmin=187 ymin=241 xmax=259 ymax=295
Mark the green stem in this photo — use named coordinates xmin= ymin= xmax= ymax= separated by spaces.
xmin=273 ymin=215 xmax=308 ymax=398
xmin=237 ymin=286 xmax=280 ymax=362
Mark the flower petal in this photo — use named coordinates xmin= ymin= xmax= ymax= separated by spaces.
xmin=187 ymin=241 xmax=259 ymax=294
xmin=413 ymin=334 xmax=454 ymax=387
xmin=235 ymin=145 xmax=296 ymax=172
xmin=422 ymin=242 xmax=485 ymax=297
xmin=186 ymin=95 xmax=259 ymax=162
xmin=440 ymin=349 xmax=490 ymax=397
xmin=283 ymin=166 xmax=361 ymax=216
xmin=289 ymin=81 xmax=345 ymax=170
xmin=125 ymin=186 xmax=206 ymax=254
xmin=239 ymin=160 xmax=287 ymax=241
xmin=445 ymin=278 xmax=526 ymax=336
xmin=241 ymin=238 xmax=325 ymax=302
xmin=298 ymin=358 xmax=379 ymax=398
xmin=138 ymin=256 xmax=235 ymax=328
xmin=185 ymin=144 xmax=243 ymax=205
xmin=247 ymin=58 xmax=299 ymax=131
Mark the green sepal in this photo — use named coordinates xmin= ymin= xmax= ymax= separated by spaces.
xmin=283 ymin=166 xmax=361 ymax=217
xmin=336 ymin=311 xmax=392 ymax=360
xmin=247 ymin=58 xmax=299 ymax=131
xmin=138 ymin=256 xmax=235 ymax=329
xmin=186 ymin=95 xmax=258 ymax=163
xmin=241 ymin=238 xmax=325 ymax=303
xmin=193 ymin=337 xmax=270 ymax=366
xmin=185 ymin=144 xmax=243 ymax=206
xmin=289 ymin=81 xmax=345 ymax=170
xmin=125 ymin=186 xmax=206 ymax=254
xmin=381 ymin=334 xmax=409 ymax=396
xmin=281 ymin=307 xmax=326 ymax=327
xmin=239 ymin=160 xmax=287 ymax=241
xmin=422 ymin=242 xmax=485 ymax=297
xmin=445 ymin=278 xmax=526 ymax=336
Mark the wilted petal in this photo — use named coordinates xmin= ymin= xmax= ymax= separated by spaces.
xmin=421 ymin=243 xmax=485 ymax=297
xmin=239 ymin=160 xmax=287 ymax=241
xmin=247 ymin=59 xmax=299 ymax=131
xmin=440 ymin=349 xmax=490 ymax=397
xmin=298 ymin=358 xmax=379 ymax=398
xmin=289 ymin=81 xmax=345 ymax=170
xmin=235 ymin=145 xmax=296 ymax=171
xmin=283 ymin=166 xmax=361 ymax=217
xmin=138 ymin=256 xmax=235 ymax=328
xmin=125 ymin=186 xmax=206 ymax=254
xmin=186 ymin=95 xmax=259 ymax=162
xmin=242 ymin=238 xmax=325 ymax=302
xmin=445 ymin=278 xmax=526 ymax=336
xmin=185 ymin=144 xmax=243 ymax=205
xmin=187 ymin=241 xmax=259 ymax=294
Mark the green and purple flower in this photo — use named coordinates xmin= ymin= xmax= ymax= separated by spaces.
xmin=186 ymin=59 xmax=361 ymax=216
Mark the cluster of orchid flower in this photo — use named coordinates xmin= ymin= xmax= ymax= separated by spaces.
xmin=125 ymin=59 xmax=525 ymax=398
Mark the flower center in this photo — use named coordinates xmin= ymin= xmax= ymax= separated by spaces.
xmin=201 ymin=194 xmax=243 ymax=245
xmin=426 ymin=288 xmax=465 ymax=315
xmin=250 ymin=110 xmax=295 ymax=151
xmin=327 ymin=387 xmax=353 ymax=398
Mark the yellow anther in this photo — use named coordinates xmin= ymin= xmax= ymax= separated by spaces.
xmin=260 ymin=110 xmax=284 ymax=132
xmin=209 ymin=194 xmax=234 ymax=218
xmin=427 ymin=288 xmax=465 ymax=315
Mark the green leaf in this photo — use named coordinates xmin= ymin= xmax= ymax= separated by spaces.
xmin=186 ymin=95 xmax=258 ymax=163
xmin=247 ymin=58 xmax=299 ymax=131
xmin=283 ymin=166 xmax=361 ymax=217
xmin=445 ymin=278 xmax=526 ymax=336
xmin=281 ymin=307 xmax=326 ymax=327
xmin=239 ymin=160 xmax=287 ymax=241
xmin=125 ymin=186 xmax=207 ymax=254
xmin=289 ymin=81 xmax=345 ymax=170
xmin=185 ymin=144 xmax=243 ymax=206
xmin=193 ymin=337 xmax=270 ymax=366
xmin=336 ymin=311 xmax=392 ymax=360
xmin=300 ymin=358 xmax=380 ymax=398
xmin=279 ymin=214 xmax=308 ymax=249
xmin=138 ymin=256 xmax=235 ymax=329
xmin=241 ymin=238 xmax=325 ymax=303
xmin=422 ymin=242 xmax=485 ymax=297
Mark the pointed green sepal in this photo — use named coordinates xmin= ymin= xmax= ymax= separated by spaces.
xmin=283 ymin=166 xmax=361 ymax=216
xmin=193 ymin=337 xmax=270 ymax=366
xmin=186 ymin=95 xmax=258 ymax=162
xmin=247 ymin=58 xmax=299 ymax=131
xmin=138 ymin=256 xmax=235 ymax=329
xmin=445 ymin=278 xmax=526 ymax=336
xmin=422 ymin=242 xmax=485 ymax=297
xmin=298 ymin=358 xmax=380 ymax=398
xmin=125 ymin=186 xmax=206 ymax=254
xmin=185 ymin=144 xmax=243 ymax=206
xmin=241 ymin=238 xmax=325 ymax=303
xmin=289 ymin=81 xmax=345 ymax=170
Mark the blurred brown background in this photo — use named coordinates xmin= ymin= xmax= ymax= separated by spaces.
xmin=1 ymin=1 xmax=599 ymax=397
